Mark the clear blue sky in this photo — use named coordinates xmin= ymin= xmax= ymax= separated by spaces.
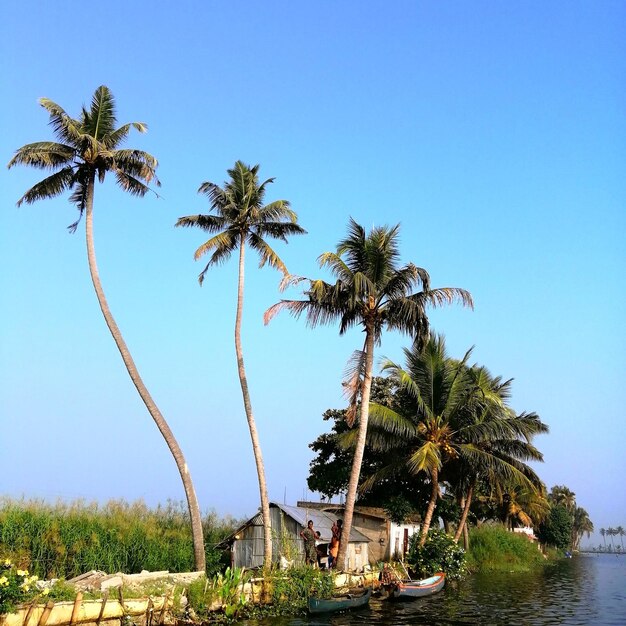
xmin=1 ymin=1 xmax=624 ymax=548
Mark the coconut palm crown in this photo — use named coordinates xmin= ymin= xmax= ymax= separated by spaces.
xmin=176 ymin=160 xmax=305 ymax=283
xmin=265 ymin=218 xmax=473 ymax=568
xmin=8 ymin=87 xmax=207 ymax=572
xmin=9 ymin=86 xmax=160 ymax=226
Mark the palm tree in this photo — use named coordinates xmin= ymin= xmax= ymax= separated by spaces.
xmin=607 ymin=527 xmax=616 ymax=551
xmin=549 ymin=485 xmax=576 ymax=513
xmin=600 ymin=528 xmax=607 ymax=551
xmin=363 ymin=335 xmax=546 ymax=546
xmin=447 ymin=367 xmax=548 ymax=542
xmin=616 ymin=526 xmax=625 ymax=551
xmin=8 ymin=86 xmax=206 ymax=570
xmin=176 ymin=161 xmax=305 ymax=568
xmin=571 ymin=507 xmax=593 ymax=551
xmin=494 ymin=484 xmax=550 ymax=530
xmin=265 ymin=220 xmax=472 ymax=567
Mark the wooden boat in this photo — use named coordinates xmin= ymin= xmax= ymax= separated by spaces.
xmin=308 ymin=587 xmax=372 ymax=614
xmin=391 ymin=572 xmax=446 ymax=599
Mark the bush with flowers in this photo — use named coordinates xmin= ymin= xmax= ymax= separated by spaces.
xmin=0 ymin=559 xmax=49 ymax=615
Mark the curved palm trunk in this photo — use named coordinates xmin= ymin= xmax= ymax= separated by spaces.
xmin=336 ymin=327 xmax=375 ymax=571
xmin=418 ymin=466 xmax=439 ymax=547
xmin=454 ymin=481 xmax=475 ymax=543
xmin=235 ymin=237 xmax=272 ymax=569
xmin=84 ymin=179 xmax=205 ymax=571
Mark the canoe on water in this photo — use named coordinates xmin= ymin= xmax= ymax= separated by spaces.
xmin=392 ymin=572 xmax=446 ymax=599
xmin=308 ymin=587 xmax=372 ymax=614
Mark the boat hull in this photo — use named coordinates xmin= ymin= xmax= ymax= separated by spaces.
xmin=392 ymin=572 xmax=445 ymax=599
xmin=308 ymin=587 xmax=372 ymax=614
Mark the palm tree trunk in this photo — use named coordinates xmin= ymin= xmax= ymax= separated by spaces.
xmin=418 ymin=466 xmax=439 ymax=547
xmin=454 ymin=482 xmax=474 ymax=543
xmin=336 ymin=327 xmax=375 ymax=571
xmin=84 ymin=178 xmax=206 ymax=571
xmin=235 ymin=236 xmax=272 ymax=569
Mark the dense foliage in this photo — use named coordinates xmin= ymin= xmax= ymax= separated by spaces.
xmin=406 ymin=528 xmax=467 ymax=580
xmin=0 ymin=560 xmax=48 ymax=615
xmin=0 ymin=499 xmax=239 ymax=579
xmin=536 ymin=504 xmax=573 ymax=551
xmin=185 ymin=566 xmax=334 ymax=621
xmin=466 ymin=525 xmax=547 ymax=572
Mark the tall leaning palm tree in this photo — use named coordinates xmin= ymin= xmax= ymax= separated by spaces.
xmin=265 ymin=218 xmax=472 ymax=568
xmin=571 ymin=506 xmax=594 ymax=551
xmin=176 ymin=161 xmax=306 ymax=569
xmin=8 ymin=86 xmax=207 ymax=570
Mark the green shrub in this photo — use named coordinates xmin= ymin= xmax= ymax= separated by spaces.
xmin=406 ymin=529 xmax=467 ymax=580
xmin=269 ymin=566 xmax=334 ymax=609
xmin=0 ymin=560 xmax=48 ymax=615
xmin=466 ymin=525 xmax=545 ymax=572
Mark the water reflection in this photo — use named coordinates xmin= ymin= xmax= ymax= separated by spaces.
xmin=239 ymin=554 xmax=626 ymax=626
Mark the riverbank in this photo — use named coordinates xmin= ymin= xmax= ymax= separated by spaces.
xmin=465 ymin=525 xmax=556 ymax=573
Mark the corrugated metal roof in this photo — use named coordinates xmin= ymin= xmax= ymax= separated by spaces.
xmin=216 ymin=503 xmax=371 ymax=549
xmin=271 ymin=502 xmax=370 ymax=543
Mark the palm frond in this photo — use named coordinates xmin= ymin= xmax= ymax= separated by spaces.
xmin=16 ymin=167 xmax=76 ymax=206
xmin=368 ymin=403 xmax=418 ymax=438
xmin=255 ymin=220 xmax=307 ymax=242
xmin=8 ymin=142 xmax=75 ymax=170
xmin=257 ymin=200 xmax=296 ymax=222
xmin=407 ymin=442 xmax=441 ymax=475
xmin=113 ymin=149 xmax=159 ymax=185
xmin=318 ymin=252 xmax=354 ymax=282
xmin=104 ymin=122 xmax=148 ymax=149
xmin=193 ymin=230 xmax=237 ymax=262
xmin=114 ymin=171 xmax=153 ymax=197
xmin=248 ymin=233 xmax=288 ymax=273
xmin=411 ymin=287 xmax=474 ymax=310
xmin=175 ymin=214 xmax=228 ymax=233
xmin=39 ymin=98 xmax=83 ymax=145
xmin=86 ymin=86 xmax=117 ymax=139
xmin=342 ymin=348 xmax=366 ymax=427
xmin=278 ymin=273 xmax=308 ymax=293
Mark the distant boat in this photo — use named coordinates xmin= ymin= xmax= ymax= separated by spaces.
xmin=392 ymin=572 xmax=446 ymax=599
xmin=308 ymin=587 xmax=372 ymax=614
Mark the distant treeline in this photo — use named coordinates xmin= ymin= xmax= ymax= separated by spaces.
xmin=0 ymin=498 xmax=240 ymax=579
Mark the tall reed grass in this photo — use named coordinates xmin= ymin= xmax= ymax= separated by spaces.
xmin=0 ymin=498 xmax=239 ymax=579
xmin=466 ymin=525 xmax=547 ymax=572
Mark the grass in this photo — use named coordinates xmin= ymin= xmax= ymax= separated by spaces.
xmin=466 ymin=525 xmax=548 ymax=572
xmin=0 ymin=498 xmax=240 ymax=579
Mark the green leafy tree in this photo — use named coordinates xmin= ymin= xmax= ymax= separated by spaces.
xmin=307 ymin=377 xmax=429 ymax=510
xmin=537 ymin=504 xmax=573 ymax=551
xmin=266 ymin=219 xmax=472 ymax=568
xmin=176 ymin=161 xmax=305 ymax=568
xmin=8 ymin=87 xmax=206 ymax=571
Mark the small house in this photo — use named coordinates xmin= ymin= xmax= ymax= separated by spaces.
xmin=297 ymin=501 xmax=421 ymax=562
xmin=217 ymin=502 xmax=371 ymax=571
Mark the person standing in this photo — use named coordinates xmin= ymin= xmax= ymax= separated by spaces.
xmin=329 ymin=519 xmax=343 ymax=568
xmin=300 ymin=520 xmax=317 ymax=566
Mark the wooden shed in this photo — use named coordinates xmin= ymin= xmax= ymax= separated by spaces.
xmin=217 ymin=502 xmax=370 ymax=571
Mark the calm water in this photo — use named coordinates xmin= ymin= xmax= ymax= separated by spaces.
xmin=240 ymin=554 xmax=626 ymax=626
